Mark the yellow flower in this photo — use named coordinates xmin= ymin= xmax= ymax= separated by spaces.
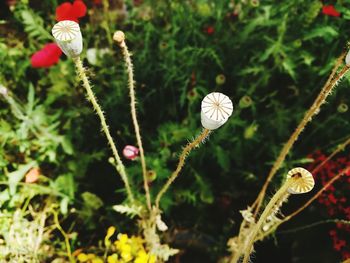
xmin=77 ymin=253 xmax=89 ymax=262
xmin=134 ymin=250 xmax=148 ymax=263
xmin=149 ymin=254 xmax=156 ymax=263
xmin=91 ymin=258 xmax=104 ymax=263
xmin=77 ymin=253 xmax=97 ymax=262
xmin=107 ymin=254 xmax=119 ymax=263
xmin=121 ymin=250 xmax=133 ymax=262
xmin=105 ymin=226 xmax=116 ymax=246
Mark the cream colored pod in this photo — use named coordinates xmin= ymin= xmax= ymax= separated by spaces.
xmin=52 ymin=20 xmax=83 ymax=58
xmin=201 ymin=92 xmax=233 ymax=130
xmin=346 ymin=50 xmax=350 ymax=66
xmin=286 ymin=167 xmax=315 ymax=194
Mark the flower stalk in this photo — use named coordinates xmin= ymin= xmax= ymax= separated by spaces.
xmin=155 ymin=128 xmax=210 ymax=209
xmin=252 ymin=53 xmax=350 ymax=216
xmin=73 ymin=56 xmax=134 ymax=203
xmin=114 ymin=31 xmax=151 ymax=211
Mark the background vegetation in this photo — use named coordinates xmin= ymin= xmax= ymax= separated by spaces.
xmin=0 ymin=0 xmax=350 ymax=262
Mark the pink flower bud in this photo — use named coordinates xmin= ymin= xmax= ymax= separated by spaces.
xmin=123 ymin=145 xmax=139 ymax=160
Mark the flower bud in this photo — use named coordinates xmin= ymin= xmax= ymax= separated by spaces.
xmin=239 ymin=95 xmax=253 ymax=108
xmin=122 ymin=145 xmax=139 ymax=160
xmin=113 ymin=30 xmax=125 ymax=43
xmin=52 ymin=20 xmax=83 ymax=58
xmin=215 ymin=74 xmax=226 ymax=85
xmin=337 ymin=103 xmax=348 ymax=113
xmin=201 ymin=92 xmax=233 ymax=130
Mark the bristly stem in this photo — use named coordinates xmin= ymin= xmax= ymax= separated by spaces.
xmin=241 ymin=180 xmax=294 ymax=263
xmin=73 ymin=57 xmax=134 ymax=203
xmin=252 ymin=54 xmax=349 ymax=216
xmin=116 ymin=35 xmax=152 ymax=211
xmin=259 ymin=166 xmax=350 ymax=240
xmin=155 ymin=128 xmax=211 ymax=209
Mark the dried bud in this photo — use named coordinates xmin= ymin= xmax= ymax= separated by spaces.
xmin=201 ymin=92 xmax=233 ymax=130
xmin=113 ymin=31 xmax=125 ymax=43
xmin=52 ymin=20 xmax=83 ymax=58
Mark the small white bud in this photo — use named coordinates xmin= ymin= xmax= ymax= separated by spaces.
xmin=201 ymin=92 xmax=233 ymax=130
xmin=286 ymin=167 xmax=315 ymax=194
xmin=52 ymin=20 xmax=83 ymax=58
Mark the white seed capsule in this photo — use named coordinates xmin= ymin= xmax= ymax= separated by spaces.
xmin=286 ymin=167 xmax=315 ymax=194
xmin=346 ymin=50 xmax=350 ymax=66
xmin=52 ymin=20 xmax=83 ymax=58
xmin=201 ymin=92 xmax=233 ymax=130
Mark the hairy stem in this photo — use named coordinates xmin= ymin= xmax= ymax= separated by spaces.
xmin=117 ymin=38 xmax=151 ymax=211
xmin=252 ymin=58 xmax=349 ymax=216
xmin=260 ymin=166 xmax=350 ymax=240
xmin=241 ymin=180 xmax=293 ymax=263
xmin=311 ymin=136 xmax=350 ymax=174
xmin=73 ymin=57 xmax=134 ymax=203
xmin=155 ymin=128 xmax=210 ymax=209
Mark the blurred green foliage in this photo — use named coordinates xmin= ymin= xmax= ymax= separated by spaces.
xmin=0 ymin=0 xmax=350 ymax=261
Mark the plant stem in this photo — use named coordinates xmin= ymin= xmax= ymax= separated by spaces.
xmin=241 ymin=180 xmax=293 ymax=263
xmin=260 ymin=166 xmax=350 ymax=240
xmin=311 ymin=136 xmax=350 ymax=174
xmin=117 ymin=38 xmax=151 ymax=211
xmin=73 ymin=57 xmax=134 ymax=203
xmin=252 ymin=57 xmax=349 ymax=216
xmin=155 ymin=128 xmax=210 ymax=209
xmin=53 ymin=210 xmax=73 ymax=262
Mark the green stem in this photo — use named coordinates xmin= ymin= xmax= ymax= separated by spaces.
xmin=118 ymin=39 xmax=151 ymax=211
xmin=73 ymin=57 xmax=134 ymax=203
xmin=155 ymin=128 xmax=210 ymax=209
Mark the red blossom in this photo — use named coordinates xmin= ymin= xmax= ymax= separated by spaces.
xmin=204 ymin=26 xmax=215 ymax=35
xmin=56 ymin=0 xmax=87 ymax=22
xmin=31 ymin=43 xmax=62 ymax=68
xmin=307 ymin=150 xmax=350 ymax=259
xmin=322 ymin=5 xmax=341 ymax=17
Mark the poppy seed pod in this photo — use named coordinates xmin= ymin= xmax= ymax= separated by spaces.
xmin=286 ymin=167 xmax=315 ymax=194
xmin=346 ymin=50 xmax=350 ymax=66
xmin=52 ymin=20 xmax=83 ymax=58
xmin=201 ymin=92 xmax=233 ymax=130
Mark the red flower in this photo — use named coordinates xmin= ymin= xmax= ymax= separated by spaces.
xmin=205 ymin=26 xmax=215 ymax=35
xmin=31 ymin=43 xmax=62 ymax=68
xmin=322 ymin=5 xmax=341 ymax=17
xmin=56 ymin=0 xmax=87 ymax=22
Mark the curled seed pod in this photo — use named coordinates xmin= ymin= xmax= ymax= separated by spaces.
xmin=52 ymin=20 xmax=83 ymax=58
xmin=201 ymin=92 xmax=233 ymax=130
xmin=286 ymin=167 xmax=315 ymax=194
